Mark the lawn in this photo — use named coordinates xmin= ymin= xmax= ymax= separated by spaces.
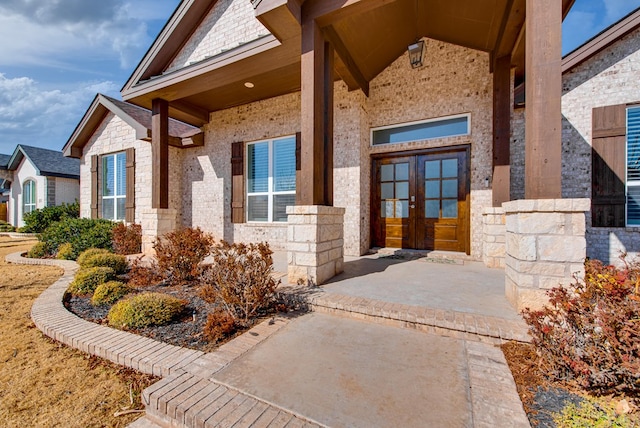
xmin=0 ymin=236 xmax=156 ymax=427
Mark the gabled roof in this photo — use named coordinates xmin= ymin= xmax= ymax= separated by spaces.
xmin=562 ymin=7 xmax=640 ymax=72
xmin=0 ymin=154 xmax=10 ymax=169
xmin=7 ymin=145 xmax=80 ymax=179
xmin=63 ymin=93 xmax=203 ymax=158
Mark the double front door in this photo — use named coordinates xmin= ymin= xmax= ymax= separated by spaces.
xmin=372 ymin=147 xmax=470 ymax=253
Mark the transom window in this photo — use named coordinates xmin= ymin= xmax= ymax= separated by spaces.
xmin=628 ymin=106 xmax=640 ymax=226
xmin=372 ymin=114 xmax=470 ymax=146
xmin=102 ymin=152 xmax=126 ymax=221
xmin=246 ymin=136 xmax=296 ymax=222
xmin=23 ymin=179 xmax=36 ymax=215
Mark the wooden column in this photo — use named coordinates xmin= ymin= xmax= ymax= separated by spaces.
xmin=492 ymin=55 xmax=512 ymax=206
xmin=152 ymin=98 xmax=169 ymax=209
xmin=524 ymin=0 xmax=562 ymax=199
xmin=299 ymin=14 xmax=334 ymax=206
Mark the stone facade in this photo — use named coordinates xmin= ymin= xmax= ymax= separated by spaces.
xmin=482 ymin=207 xmax=506 ymax=268
xmin=504 ymin=199 xmax=590 ymax=310
xmin=510 ymin=26 xmax=640 ymax=265
xmin=167 ymin=0 xmax=269 ymax=73
xmin=286 ymin=205 xmax=345 ymax=285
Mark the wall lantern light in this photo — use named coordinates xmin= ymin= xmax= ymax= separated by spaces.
xmin=408 ymin=40 xmax=425 ymax=68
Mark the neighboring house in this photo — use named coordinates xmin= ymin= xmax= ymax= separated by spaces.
xmin=64 ymin=0 xmax=638 ymax=309
xmin=0 ymin=154 xmax=11 ymax=222
xmin=4 ymin=145 xmax=80 ymax=227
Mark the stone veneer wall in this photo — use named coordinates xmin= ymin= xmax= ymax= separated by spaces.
xmin=482 ymin=207 xmax=506 ymax=268
xmin=80 ymin=113 xmax=182 ymax=224
xmin=167 ymin=0 xmax=269 ymax=73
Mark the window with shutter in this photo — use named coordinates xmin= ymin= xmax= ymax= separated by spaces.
xmin=125 ymin=148 xmax=135 ymax=223
xmin=231 ymin=141 xmax=245 ymax=223
xmin=627 ymin=106 xmax=640 ymax=226
xmin=102 ymin=152 xmax=127 ymax=221
xmin=245 ymin=136 xmax=296 ymax=223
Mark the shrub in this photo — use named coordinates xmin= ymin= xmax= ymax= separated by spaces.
xmin=21 ymin=201 xmax=79 ymax=233
xmin=91 ymin=281 xmax=131 ymax=306
xmin=554 ymin=397 xmax=633 ymax=427
xmin=203 ymin=309 xmax=236 ymax=343
xmin=107 ymin=292 xmax=186 ymax=329
xmin=56 ymin=242 xmax=74 ymax=260
xmin=0 ymin=220 xmax=15 ymax=232
xmin=154 ymin=227 xmax=214 ymax=285
xmin=27 ymin=241 xmax=47 ymax=258
xmin=522 ymin=258 xmax=640 ymax=394
xmin=77 ymin=248 xmax=112 ymax=266
xmin=39 ymin=217 xmax=115 ymax=260
xmin=77 ymin=250 xmax=127 ymax=274
xmin=112 ymin=223 xmax=142 ymax=255
xmin=67 ymin=266 xmax=116 ymax=295
xmin=200 ymin=241 xmax=278 ymax=326
xmin=126 ymin=256 xmax=164 ymax=288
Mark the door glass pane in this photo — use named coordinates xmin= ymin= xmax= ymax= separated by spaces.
xmin=442 ymin=199 xmax=458 ymax=218
xmin=425 ymin=181 xmax=440 ymax=198
xmin=381 ymin=164 xmax=394 ymax=181
xmin=381 ymin=183 xmax=394 ymax=199
xmin=395 ymin=163 xmax=409 ymax=181
xmin=395 ymin=181 xmax=409 ymax=199
xmin=425 ymin=160 xmax=440 ymax=179
xmin=442 ymin=179 xmax=458 ymax=198
xmin=273 ymin=138 xmax=296 ymax=192
xmin=382 ymin=201 xmax=395 ymax=218
xmin=273 ymin=194 xmax=295 ymax=222
xmin=396 ymin=200 xmax=409 ymax=218
xmin=425 ymin=200 xmax=439 ymax=218
xmin=247 ymin=195 xmax=268 ymax=221
xmin=248 ymin=143 xmax=269 ymax=193
xmin=442 ymin=158 xmax=458 ymax=178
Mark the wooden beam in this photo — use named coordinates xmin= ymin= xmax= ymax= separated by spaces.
xmin=254 ymin=0 xmax=301 ymax=42
xmin=152 ymin=98 xmax=169 ymax=208
xmin=299 ymin=14 xmax=334 ymax=206
xmin=493 ymin=55 xmax=512 ymax=206
xmin=303 ymin=0 xmax=395 ymax=27
xmin=324 ymin=25 xmax=369 ymax=96
xmin=524 ymin=0 xmax=562 ymax=199
xmin=169 ymin=100 xmax=209 ymax=126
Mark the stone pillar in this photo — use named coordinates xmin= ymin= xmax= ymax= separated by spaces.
xmin=140 ymin=208 xmax=177 ymax=255
xmin=287 ymin=205 xmax=345 ymax=285
xmin=504 ymin=198 xmax=590 ymax=310
xmin=482 ymin=207 xmax=506 ymax=268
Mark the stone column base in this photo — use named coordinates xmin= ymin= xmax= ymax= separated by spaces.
xmin=287 ymin=205 xmax=345 ymax=285
xmin=482 ymin=207 xmax=506 ymax=268
xmin=140 ymin=208 xmax=177 ymax=255
xmin=503 ymin=198 xmax=589 ymax=311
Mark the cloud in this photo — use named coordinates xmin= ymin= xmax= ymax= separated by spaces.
xmin=0 ymin=73 xmax=119 ymax=153
xmin=603 ymin=0 xmax=637 ymax=22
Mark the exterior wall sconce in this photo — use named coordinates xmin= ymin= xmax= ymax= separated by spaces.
xmin=408 ymin=40 xmax=425 ymax=68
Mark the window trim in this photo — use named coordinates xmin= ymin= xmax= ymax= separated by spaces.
xmin=370 ymin=113 xmax=471 ymax=147
xmin=23 ymin=179 xmax=36 ymax=216
xmin=101 ymin=151 xmax=127 ymax=221
xmin=245 ymin=135 xmax=296 ymax=223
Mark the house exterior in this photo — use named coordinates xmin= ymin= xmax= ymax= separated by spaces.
xmin=64 ymin=0 xmax=640 ymax=310
xmin=0 ymin=154 xmax=11 ymax=222
xmin=3 ymin=145 xmax=80 ymax=227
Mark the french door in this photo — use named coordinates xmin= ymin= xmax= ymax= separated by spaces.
xmin=371 ymin=146 xmax=470 ymax=253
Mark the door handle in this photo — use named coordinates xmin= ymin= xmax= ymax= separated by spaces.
xmin=410 ymin=204 xmax=415 ymax=209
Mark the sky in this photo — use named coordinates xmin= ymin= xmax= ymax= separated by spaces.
xmin=0 ymin=0 xmax=639 ymax=155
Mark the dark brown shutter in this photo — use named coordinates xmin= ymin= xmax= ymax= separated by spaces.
xmin=592 ymin=104 xmax=627 ymax=227
xmin=295 ymin=132 xmax=302 ymax=205
xmin=231 ymin=142 xmax=245 ymax=223
xmin=125 ymin=148 xmax=135 ymax=223
xmin=90 ymin=155 xmax=99 ymax=219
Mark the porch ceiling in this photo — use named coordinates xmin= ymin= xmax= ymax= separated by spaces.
xmin=122 ymin=0 xmax=575 ymax=126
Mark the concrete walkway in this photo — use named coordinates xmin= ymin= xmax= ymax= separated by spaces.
xmin=10 ymin=251 xmax=531 ymax=427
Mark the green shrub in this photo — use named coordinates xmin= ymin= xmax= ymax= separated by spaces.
xmin=200 ymin=241 xmax=278 ymax=326
xmin=39 ymin=217 xmax=115 ymax=260
xmin=523 ymin=258 xmax=640 ymax=394
xmin=78 ymin=251 xmax=127 ymax=274
xmin=21 ymin=201 xmax=79 ymax=233
xmin=91 ymin=281 xmax=131 ymax=306
xmin=77 ymin=248 xmax=112 ymax=266
xmin=67 ymin=266 xmax=116 ymax=295
xmin=154 ymin=227 xmax=214 ymax=285
xmin=554 ymin=398 xmax=633 ymax=427
xmin=107 ymin=292 xmax=186 ymax=329
xmin=0 ymin=220 xmax=15 ymax=232
xmin=27 ymin=242 xmax=47 ymax=258
xmin=56 ymin=242 xmax=74 ymax=260
xmin=112 ymin=223 xmax=142 ymax=255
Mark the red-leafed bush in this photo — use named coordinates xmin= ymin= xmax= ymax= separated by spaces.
xmin=154 ymin=227 xmax=214 ymax=285
xmin=522 ymin=257 xmax=640 ymax=394
xmin=203 ymin=309 xmax=237 ymax=343
xmin=112 ymin=223 xmax=142 ymax=255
